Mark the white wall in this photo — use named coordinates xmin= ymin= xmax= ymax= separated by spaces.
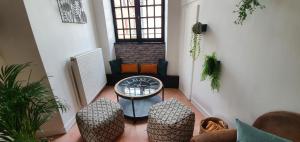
xmin=165 ymin=0 xmax=180 ymax=75
xmin=0 ymin=0 xmax=45 ymax=81
xmin=177 ymin=0 xmax=300 ymax=126
xmin=0 ymin=0 xmax=65 ymax=136
xmin=176 ymin=0 xmax=201 ymax=99
xmin=23 ymin=0 xmax=100 ymax=131
xmin=92 ymin=0 xmax=116 ymax=73
xmin=0 ymin=56 xmax=5 ymax=67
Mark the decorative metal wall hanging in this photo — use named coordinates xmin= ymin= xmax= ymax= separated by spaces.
xmin=57 ymin=0 xmax=87 ymax=24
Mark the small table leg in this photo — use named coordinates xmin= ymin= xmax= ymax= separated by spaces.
xmin=116 ymin=95 xmax=119 ymax=102
xmin=131 ymin=99 xmax=136 ymax=123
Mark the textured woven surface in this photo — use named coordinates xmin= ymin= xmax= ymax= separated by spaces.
xmin=76 ymin=98 xmax=124 ymax=142
xmin=147 ymin=99 xmax=195 ymax=142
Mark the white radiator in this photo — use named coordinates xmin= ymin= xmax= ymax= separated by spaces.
xmin=70 ymin=48 xmax=107 ymax=107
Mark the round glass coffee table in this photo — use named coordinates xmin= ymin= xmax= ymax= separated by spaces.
xmin=114 ymin=76 xmax=164 ymax=120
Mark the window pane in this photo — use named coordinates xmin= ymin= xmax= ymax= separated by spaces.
xmin=131 ymin=29 xmax=137 ymax=38
xmin=121 ymin=0 xmax=128 ymax=6
xmin=148 ymin=18 xmax=154 ymax=28
xmin=115 ymin=8 xmax=122 ymax=18
xmin=131 ymin=34 xmax=137 ymax=39
xmin=142 ymin=29 xmax=148 ymax=38
xmin=124 ymin=30 xmax=130 ymax=39
xmin=114 ymin=0 xmax=120 ymax=7
xmin=131 ymin=29 xmax=136 ymax=35
xmin=122 ymin=8 xmax=128 ymax=18
xmin=123 ymin=19 xmax=130 ymax=29
xmin=149 ymin=29 xmax=154 ymax=34
xmin=149 ymin=34 xmax=155 ymax=38
xmin=118 ymin=34 xmax=124 ymax=39
xmin=155 ymin=29 xmax=162 ymax=38
xmin=141 ymin=18 xmax=147 ymax=28
xmin=117 ymin=19 xmax=123 ymax=29
xmin=140 ymin=0 xmax=146 ymax=6
xmin=155 ymin=6 xmax=161 ymax=16
xmin=148 ymin=0 xmax=154 ymax=5
xmin=149 ymin=29 xmax=154 ymax=38
xmin=155 ymin=18 xmax=161 ymax=27
xmin=155 ymin=33 xmax=161 ymax=38
xmin=154 ymin=0 xmax=161 ymax=4
xmin=124 ymin=34 xmax=131 ymax=39
xmin=148 ymin=6 xmax=154 ymax=17
xmin=118 ymin=30 xmax=124 ymax=35
xmin=124 ymin=30 xmax=130 ymax=35
xmin=130 ymin=19 xmax=136 ymax=28
xmin=141 ymin=7 xmax=147 ymax=17
xmin=128 ymin=0 xmax=135 ymax=6
xmin=129 ymin=8 xmax=135 ymax=17
xmin=155 ymin=28 xmax=161 ymax=34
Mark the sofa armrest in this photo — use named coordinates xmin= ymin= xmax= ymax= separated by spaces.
xmin=191 ymin=129 xmax=237 ymax=142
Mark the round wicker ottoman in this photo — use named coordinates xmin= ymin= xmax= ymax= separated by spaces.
xmin=76 ymin=98 xmax=124 ymax=142
xmin=147 ymin=99 xmax=195 ymax=142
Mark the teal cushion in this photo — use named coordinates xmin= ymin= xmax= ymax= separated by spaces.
xmin=109 ymin=58 xmax=122 ymax=75
xmin=158 ymin=59 xmax=168 ymax=76
xmin=236 ymin=119 xmax=292 ymax=142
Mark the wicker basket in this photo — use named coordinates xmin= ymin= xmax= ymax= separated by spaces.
xmin=200 ymin=117 xmax=228 ymax=134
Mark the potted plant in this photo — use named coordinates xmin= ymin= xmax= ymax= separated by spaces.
xmin=0 ymin=63 xmax=67 ymax=142
xmin=190 ymin=22 xmax=203 ymax=61
xmin=234 ymin=0 xmax=265 ymax=25
xmin=201 ymin=52 xmax=221 ymax=91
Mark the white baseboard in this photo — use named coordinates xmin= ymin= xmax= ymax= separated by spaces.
xmin=191 ymin=98 xmax=211 ymax=117
xmin=64 ymin=116 xmax=76 ymax=132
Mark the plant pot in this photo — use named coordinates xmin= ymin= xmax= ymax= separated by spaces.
xmin=192 ymin=22 xmax=202 ymax=34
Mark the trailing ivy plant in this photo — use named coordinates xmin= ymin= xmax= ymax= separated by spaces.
xmin=201 ymin=52 xmax=221 ymax=92
xmin=234 ymin=0 xmax=265 ymax=25
xmin=190 ymin=22 xmax=203 ymax=61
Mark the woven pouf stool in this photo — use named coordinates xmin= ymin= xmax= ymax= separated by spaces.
xmin=76 ymin=98 xmax=124 ymax=142
xmin=147 ymin=99 xmax=195 ymax=142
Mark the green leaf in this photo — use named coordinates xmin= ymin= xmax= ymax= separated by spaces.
xmin=0 ymin=63 xmax=68 ymax=141
xmin=234 ymin=0 xmax=265 ymax=25
xmin=201 ymin=52 xmax=221 ymax=91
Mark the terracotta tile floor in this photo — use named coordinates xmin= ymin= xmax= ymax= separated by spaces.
xmin=52 ymin=86 xmax=204 ymax=142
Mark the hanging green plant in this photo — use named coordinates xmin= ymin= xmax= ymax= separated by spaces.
xmin=234 ymin=0 xmax=265 ymax=25
xmin=201 ymin=52 xmax=221 ymax=91
xmin=190 ymin=22 xmax=203 ymax=61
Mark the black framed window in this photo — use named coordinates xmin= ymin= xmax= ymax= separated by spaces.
xmin=111 ymin=0 xmax=165 ymax=43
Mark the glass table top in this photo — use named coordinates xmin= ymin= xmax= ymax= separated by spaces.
xmin=115 ymin=76 xmax=163 ymax=98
